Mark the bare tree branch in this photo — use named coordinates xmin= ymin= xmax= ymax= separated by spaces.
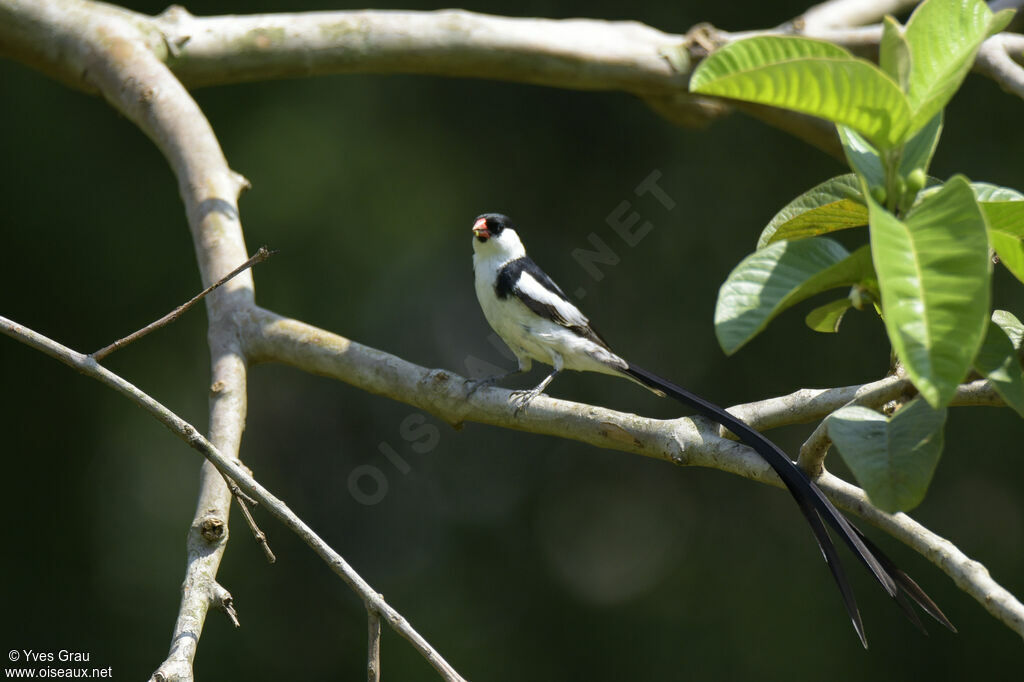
xmin=0 ymin=2 xmax=270 ymax=678
xmin=0 ymin=314 xmax=469 ymax=682
xmin=977 ymin=32 xmax=1024 ymax=100
xmin=799 ymin=0 xmax=920 ymax=30
xmin=823 ymin=472 xmax=1024 ymax=639
xmin=5 ymin=2 xmax=1021 ymax=160
xmin=241 ymin=306 xmax=1024 ymax=639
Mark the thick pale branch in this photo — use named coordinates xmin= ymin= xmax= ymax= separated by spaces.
xmin=0 ymin=315 xmax=468 ymax=682
xmin=799 ymin=0 xmax=920 ymax=31
xmin=5 ymin=2 xmax=1023 ymax=162
xmin=242 ymin=306 xmax=1024 ymax=639
xmin=0 ymin=2 xmax=256 ymax=679
xmin=824 ymin=473 xmax=1024 ymax=639
xmin=155 ymin=7 xmax=687 ymax=94
xmin=977 ymin=33 xmax=1024 ymax=100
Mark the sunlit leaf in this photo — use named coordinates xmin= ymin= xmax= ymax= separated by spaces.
xmin=966 ymin=184 xmax=1024 ymax=283
xmin=880 ymin=15 xmax=911 ymax=91
xmin=690 ymin=36 xmax=910 ymax=148
xmin=904 ymin=0 xmax=1015 ymax=131
xmin=805 ymin=298 xmax=853 ymax=333
xmin=972 ymin=182 xmax=1024 ymax=202
xmin=758 ymin=174 xmax=867 ymax=248
xmin=992 ymin=309 xmax=1024 ymax=349
xmin=868 ymin=175 xmax=991 ymax=407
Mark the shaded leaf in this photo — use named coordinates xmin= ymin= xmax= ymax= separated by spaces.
xmin=868 ymin=175 xmax=991 ymax=407
xmin=827 ymin=399 xmax=946 ymax=512
xmin=898 ymin=111 xmax=943 ymax=179
xmin=838 ymin=125 xmax=886 ymax=192
xmin=715 ymin=240 xmax=873 ymax=354
xmin=974 ymin=319 xmax=1024 ymax=417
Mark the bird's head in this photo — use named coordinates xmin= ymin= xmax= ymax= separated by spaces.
xmin=471 ymin=213 xmax=524 ymax=260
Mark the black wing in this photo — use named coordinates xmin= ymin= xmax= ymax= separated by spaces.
xmin=495 ymin=256 xmax=612 ymax=350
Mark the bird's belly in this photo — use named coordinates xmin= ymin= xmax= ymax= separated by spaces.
xmin=498 ymin=316 xmax=622 ymax=374
xmin=475 ymin=280 xmax=624 ymax=374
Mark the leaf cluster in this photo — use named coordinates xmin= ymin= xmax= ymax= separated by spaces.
xmin=691 ymin=0 xmax=1022 ymax=511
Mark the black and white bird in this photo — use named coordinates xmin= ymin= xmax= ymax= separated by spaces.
xmin=469 ymin=212 xmax=954 ymax=647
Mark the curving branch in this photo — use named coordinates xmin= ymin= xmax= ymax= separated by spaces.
xmin=5 ymin=2 xmax=1021 ymax=158
xmin=977 ymin=32 xmax=1024 ymax=100
xmin=0 ymin=1 xmax=253 ymax=679
xmin=798 ymin=0 xmax=921 ymax=30
xmin=241 ymin=306 xmax=1024 ymax=639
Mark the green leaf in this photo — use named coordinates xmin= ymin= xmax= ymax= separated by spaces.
xmin=880 ymin=15 xmax=912 ymax=91
xmin=757 ymin=174 xmax=867 ymax=248
xmin=838 ymin=125 xmax=886 ymax=192
xmin=969 ymin=184 xmax=1024 ymax=283
xmin=982 ymin=201 xmax=1024 ymax=282
xmin=868 ymin=175 xmax=991 ymax=407
xmin=904 ymin=0 xmax=1012 ymax=132
xmin=992 ymin=310 xmax=1024 ymax=349
xmin=690 ymin=36 xmax=911 ymax=148
xmin=974 ymin=319 xmax=1024 ymax=417
xmin=806 ymin=298 xmax=853 ymax=333
xmin=898 ymin=111 xmax=943 ymax=179
xmin=827 ymin=399 xmax=947 ymax=512
xmin=982 ymin=201 xmax=1024 ymax=237
xmin=715 ymin=240 xmax=873 ymax=354
xmin=972 ymin=182 xmax=1024 ymax=202
xmin=989 ymin=231 xmax=1024 ymax=284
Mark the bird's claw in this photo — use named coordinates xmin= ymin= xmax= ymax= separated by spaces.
xmin=509 ymin=388 xmax=541 ymax=416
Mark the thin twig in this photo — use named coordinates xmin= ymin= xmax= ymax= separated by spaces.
xmin=0 ymin=314 xmax=468 ymax=682
xmin=91 ymin=246 xmax=276 ymax=361
xmin=367 ymin=609 xmax=382 ymax=682
xmin=212 ymin=582 xmax=241 ymax=628
xmin=227 ymin=480 xmax=277 ymax=564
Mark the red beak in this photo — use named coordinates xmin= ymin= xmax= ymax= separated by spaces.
xmin=472 ymin=217 xmax=490 ymax=239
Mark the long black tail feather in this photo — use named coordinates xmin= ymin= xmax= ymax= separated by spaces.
xmin=623 ymin=363 xmax=953 ymax=645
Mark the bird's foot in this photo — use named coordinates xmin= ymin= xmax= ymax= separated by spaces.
xmin=509 ymin=388 xmax=543 ymax=416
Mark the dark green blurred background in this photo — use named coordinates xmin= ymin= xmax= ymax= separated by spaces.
xmin=2 ymin=1 xmax=1023 ymax=679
